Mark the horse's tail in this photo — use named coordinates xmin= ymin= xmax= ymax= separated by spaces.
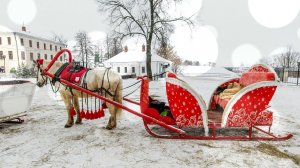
xmin=114 ymin=75 xmax=123 ymax=119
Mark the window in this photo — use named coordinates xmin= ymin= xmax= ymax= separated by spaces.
xmin=60 ymin=57 xmax=62 ymax=61
xmin=142 ymin=66 xmax=145 ymax=73
xmin=55 ymin=46 xmax=57 ymax=51
xmin=29 ymin=40 xmax=32 ymax=47
xmin=132 ymin=67 xmax=135 ymax=73
xmin=20 ymin=38 xmax=24 ymax=46
xmin=8 ymin=51 xmax=13 ymax=59
xmin=50 ymin=44 xmax=52 ymax=51
xmin=117 ymin=67 xmax=120 ymax=73
xmin=124 ymin=67 xmax=127 ymax=73
xmin=21 ymin=51 xmax=25 ymax=60
xmin=0 ymin=37 xmax=2 ymax=45
xmin=7 ymin=37 xmax=11 ymax=45
xmin=37 ymin=53 xmax=41 ymax=59
xmin=0 ymin=51 xmax=3 ymax=56
xmin=44 ymin=43 xmax=46 ymax=50
xmin=30 ymin=53 xmax=33 ymax=60
xmin=44 ymin=54 xmax=47 ymax=60
xmin=51 ymin=55 xmax=53 ymax=60
xmin=37 ymin=42 xmax=40 ymax=48
xmin=60 ymin=47 xmax=62 ymax=50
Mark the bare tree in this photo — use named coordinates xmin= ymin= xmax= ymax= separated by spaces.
xmin=272 ymin=46 xmax=300 ymax=68
xmin=52 ymin=33 xmax=67 ymax=44
xmin=74 ymin=31 xmax=94 ymax=68
xmin=183 ymin=60 xmax=193 ymax=65
xmin=259 ymin=56 xmax=273 ymax=66
xmin=104 ymin=34 xmax=123 ymax=59
xmin=97 ymin=0 xmax=193 ymax=79
xmin=156 ymin=41 xmax=182 ymax=73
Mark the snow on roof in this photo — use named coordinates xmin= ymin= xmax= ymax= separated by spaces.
xmin=0 ymin=29 xmax=66 ymax=46
xmin=104 ymin=49 xmax=172 ymax=63
xmin=180 ymin=65 xmax=238 ymax=78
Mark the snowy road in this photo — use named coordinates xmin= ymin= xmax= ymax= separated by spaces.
xmin=0 ymin=77 xmax=299 ymax=167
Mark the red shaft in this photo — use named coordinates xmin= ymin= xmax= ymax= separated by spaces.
xmin=123 ymin=97 xmax=140 ymax=105
xmin=44 ymin=49 xmax=72 ymax=72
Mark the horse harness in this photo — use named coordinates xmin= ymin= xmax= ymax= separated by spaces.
xmin=49 ymin=63 xmax=115 ymax=98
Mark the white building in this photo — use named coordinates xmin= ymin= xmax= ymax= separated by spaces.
xmin=104 ymin=45 xmax=171 ymax=77
xmin=0 ymin=26 xmax=67 ymax=73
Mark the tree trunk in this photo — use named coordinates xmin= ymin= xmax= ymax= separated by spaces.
xmin=146 ymin=0 xmax=154 ymax=80
xmin=146 ymin=42 xmax=152 ymax=79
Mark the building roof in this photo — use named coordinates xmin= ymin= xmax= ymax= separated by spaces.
xmin=0 ymin=30 xmax=66 ymax=46
xmin=104 ymin=49 xmax=172 ymax=64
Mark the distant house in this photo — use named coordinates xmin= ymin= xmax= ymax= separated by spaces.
xmin=104 ymin=45 xmax=171 ymax=77
xmin=0 ymin=26 xmax=67 ymax=73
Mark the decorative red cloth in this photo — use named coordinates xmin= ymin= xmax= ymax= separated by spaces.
xmin=60 ymin=64 xmax=87 ymax=85
xmin=213 ymin=95 xmax=230 ymax=109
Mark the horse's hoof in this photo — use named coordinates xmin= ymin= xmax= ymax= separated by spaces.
xmin=64 ymin=124 xmax=73 ymax=128
xmin=75 ymin=120 xmax=82 ymax=125
xmin=105 ymin=125 xmax=116 ymax=130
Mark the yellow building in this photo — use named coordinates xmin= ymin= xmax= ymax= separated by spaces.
xmin=0 ymin=26 xmax=66 ymax=73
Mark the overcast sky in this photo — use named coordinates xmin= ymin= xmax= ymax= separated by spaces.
xmin=1 ymin=0 xmax=300 ymax=67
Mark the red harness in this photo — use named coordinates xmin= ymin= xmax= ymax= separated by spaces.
xmin=60 ymin=64 xmax=88 ymax=85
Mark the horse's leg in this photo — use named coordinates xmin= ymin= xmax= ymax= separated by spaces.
xmin=105 ymin=80 xmax=123 ymax=130
xmin=60 ymin=92 xmax=74 ymax=128
xmin=73 ymin=96 xmax=82 ymax=124
xmin=114 ymin=80 xmax=123 ymax=124
xmin=105 ymin=98 xmax=117 ymax=130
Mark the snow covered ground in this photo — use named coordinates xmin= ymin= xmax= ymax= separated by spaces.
xmin=0 ymin=77 xmax=299 ymax=167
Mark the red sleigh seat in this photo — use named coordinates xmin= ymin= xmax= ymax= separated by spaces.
xmin=166 ymin=72 xmax=209 ymax=135
xmin=212 ymin=66 xmax=276 ymax=110
xmin=208 ymin=64 xmax=279 ymax=127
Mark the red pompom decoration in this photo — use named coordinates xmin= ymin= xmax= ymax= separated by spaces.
xmin=100 ymin=108 xmax=105 ymax=118
xmin=86 ymin=110 xmax=91 ymax=120
xmin=69 ymin=107 xmax=76 ymax=116
xmin=102 ymin=102 xmax=107 ymax=109
xmin=79 ymin=108 xmax=85 ymax=119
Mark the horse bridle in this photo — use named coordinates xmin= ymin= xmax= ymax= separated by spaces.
xmin=35 ymin=62 xmax=48 ymax=85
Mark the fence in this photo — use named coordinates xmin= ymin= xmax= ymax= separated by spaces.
xmin=274 ymin=67 xmax=300 ymax=85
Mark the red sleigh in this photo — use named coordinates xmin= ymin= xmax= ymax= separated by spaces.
xmin=140 ymin=64 xmax=292 ymax=140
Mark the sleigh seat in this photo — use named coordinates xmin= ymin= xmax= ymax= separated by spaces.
xmin=209 ymin=64 xmax=279 ymax=127
xmin=213 ymin=66 xmax=276 ymax=110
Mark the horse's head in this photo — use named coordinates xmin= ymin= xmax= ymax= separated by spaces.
xmin=33 ymin=60 xmax=64 ymax=87
xmin=33 ymin=59 xmax=47 ymax=87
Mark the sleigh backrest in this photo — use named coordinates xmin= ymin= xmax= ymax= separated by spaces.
xmin=139 ymin=76 xmax=149 ymax=113
xmin=239 ymin=64 xmax=278 ymax=86
xmin=166 ymin=72 xmax=208 ymax=131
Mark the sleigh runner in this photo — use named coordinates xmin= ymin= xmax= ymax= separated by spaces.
xmin=37 ymin=49 xmax=292 ymax=140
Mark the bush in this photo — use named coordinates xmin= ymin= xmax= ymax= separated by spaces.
xmin=10 ymin=67 xmax=16 ymax=73
xmin=16 ymin=63 xmax=36 ymax=78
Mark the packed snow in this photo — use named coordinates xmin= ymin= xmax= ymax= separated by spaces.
xmin=180 ymin=66 xmax=238 ymax=78
xmin=0 ymin=77 xmax=299 ymax=167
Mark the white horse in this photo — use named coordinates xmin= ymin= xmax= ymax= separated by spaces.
xmin=34 ymin=61 xmax=123 ymax=129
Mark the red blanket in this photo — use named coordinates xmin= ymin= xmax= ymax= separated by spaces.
xmin=60 ymin=64 xmax=88 ymax=85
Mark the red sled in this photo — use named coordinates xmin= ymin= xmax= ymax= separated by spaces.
xmin=140 ymin=64 xmax=292 ymax=140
